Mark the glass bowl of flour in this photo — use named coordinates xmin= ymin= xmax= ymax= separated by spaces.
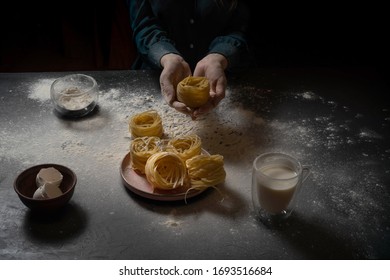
xmin=50 ymin=74 xmax=98 ymax=118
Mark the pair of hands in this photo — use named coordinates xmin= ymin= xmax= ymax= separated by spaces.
xmin=160 ymin=53 xmax=228 ymax=119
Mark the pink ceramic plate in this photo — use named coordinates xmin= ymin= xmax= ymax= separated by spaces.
xmin=120 ymin=151 xmax=209 ymax=201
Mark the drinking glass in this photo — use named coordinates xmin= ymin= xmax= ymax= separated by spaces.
xmin=252 ymin=152 xmax=310 ymax=226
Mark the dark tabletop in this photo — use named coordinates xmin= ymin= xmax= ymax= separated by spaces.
xmin=1 ymin=68 xmax=389 ymax=260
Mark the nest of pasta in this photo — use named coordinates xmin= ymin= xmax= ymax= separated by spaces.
xmin=129 ymin=110 xmax=163 ymax=138
xmin=177 ymin=76 xmax=210 ymax=108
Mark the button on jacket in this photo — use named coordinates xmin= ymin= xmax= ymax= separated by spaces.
xmin=128 ymin=0 xmax=250 ymax=71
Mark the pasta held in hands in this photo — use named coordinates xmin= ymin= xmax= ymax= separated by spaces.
xmin=177 ymin=76 xmax=210 ymax=108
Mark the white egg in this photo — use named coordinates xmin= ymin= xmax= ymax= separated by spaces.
xmin=34 ymin=167 xmax=63 ymax=199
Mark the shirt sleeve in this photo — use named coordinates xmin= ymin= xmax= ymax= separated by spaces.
xmin=128 ymin=0 xmax=180 ymax=69
xmin=207 ymin=2 xmax=251 ymax=71
xmin=208 ymin=33 xmax=249 ymax=70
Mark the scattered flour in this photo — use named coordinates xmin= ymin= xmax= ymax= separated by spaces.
xmin=1 ymin=75 xmax=389 ymax=235
xmin=1 ymin=72 xmax=389 ymax=261
xmin=3 ymin=76 xmax=387 ymax=172
xmin=27 ymin=78 xmax=54 ymax=102
xmin=160 ymin=219 xmax=183 ymax=228
xmin=298 ymin=91 xmax=318 ymax=100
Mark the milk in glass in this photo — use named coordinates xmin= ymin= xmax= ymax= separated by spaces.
xmin=256 ymin=164 xmax=299 ymax=214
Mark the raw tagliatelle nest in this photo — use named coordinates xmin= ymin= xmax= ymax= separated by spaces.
xmin=185 ymin=154 xmax=226 ymax=189
xmin=144 ymin=151 xmax=188 ymax=190
xmin=176 ymin=76 xmax=210 ymax=108
xmin=130 ymin=136 xmax=161 ymax=174
xmin=166 ymin=134 xmax=202 ymax=161
xmin=128 ymin=110 xmax=163 ymax=138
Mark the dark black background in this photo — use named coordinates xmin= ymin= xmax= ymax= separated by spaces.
xmin=247 ymin=1 xmax=388 ymax=69
xmin=0 ymin=0 xmax=388 ymax=75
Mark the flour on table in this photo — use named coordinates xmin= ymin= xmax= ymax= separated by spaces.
xmin=3 ymin=76 xmax=389 ymax=233
xmin=27 ymin=78 xmax=54 ymax=102
xmin=296 ymin=91 xmax=318 ymax=100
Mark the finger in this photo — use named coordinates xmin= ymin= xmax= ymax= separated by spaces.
xmin=213 ymin=80 xmax=226 ymax=105
xmin=193 ymin=99 xmax=214 ymax=117
xmin=193 ymin=84 xmax=225 ymax=118
xmin=160 ymin=81 xmax=176 ymax=106
xmin=171 ymin=101 xmax=194 ymax=115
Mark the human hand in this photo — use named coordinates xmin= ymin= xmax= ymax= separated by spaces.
xmin=159 ymin=54 xmax=192 ymax=115
xmin=193 ymin=53 xmax=228 ymax=118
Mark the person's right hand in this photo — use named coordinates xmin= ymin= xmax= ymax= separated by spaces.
xmin=159 ymin=54 xmax=192 ymax=115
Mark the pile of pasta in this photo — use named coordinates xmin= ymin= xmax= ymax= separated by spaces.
xmin=129 ymin=110 xmax=163 ymax=138
xmin=128 ymin=111 xmax=226 ymax=191
xmin=177 ymin=76 xmax=210 ymax=108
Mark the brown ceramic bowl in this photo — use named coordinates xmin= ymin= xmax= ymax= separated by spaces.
xmin=14 ymin=164 xmax=77 ymax=212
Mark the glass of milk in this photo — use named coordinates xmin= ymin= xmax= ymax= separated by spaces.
xmin=252 ymin=152 xmax=310 ymax=226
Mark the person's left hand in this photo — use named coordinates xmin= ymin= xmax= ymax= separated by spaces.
xmin=193 ymin=53 xmax=228 ymax=118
